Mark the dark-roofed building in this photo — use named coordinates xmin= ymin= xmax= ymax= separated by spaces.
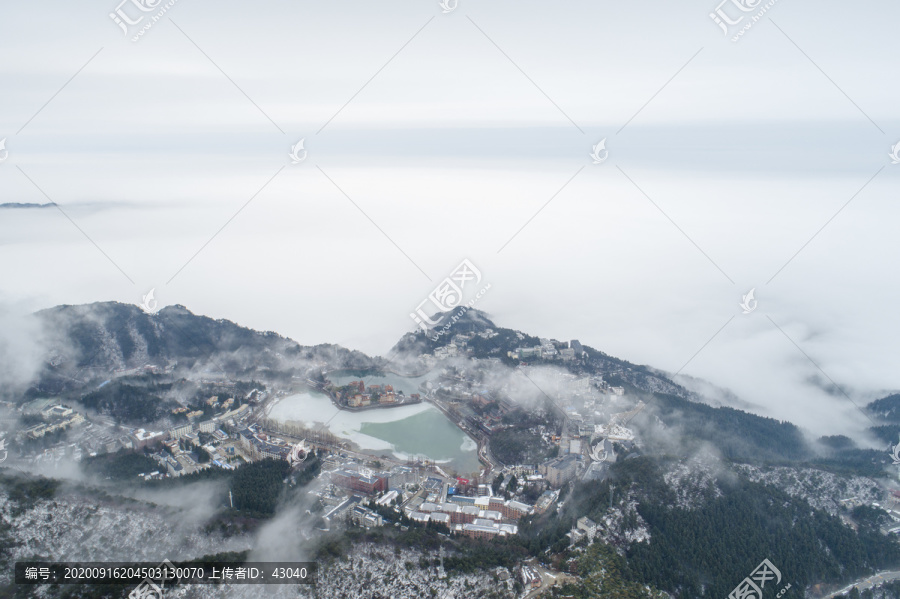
xmin=540 ymin=454 xmax=580 ymax=488
xmin=349 ymin=505 xmax=383 ymax=528
xmin=238 ymin=426 xmax=291 ymax=461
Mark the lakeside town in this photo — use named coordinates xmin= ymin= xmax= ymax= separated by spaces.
xmin=4 ymin=306 xmax=900 ymax=598
xmin=1 ymin=328 xmax=664 ymax=591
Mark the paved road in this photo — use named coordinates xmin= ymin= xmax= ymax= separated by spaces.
xmin=428 ymin=396 xmax=498 ymax=476
xmin=824 ymin=570 xmax=900 ymax=598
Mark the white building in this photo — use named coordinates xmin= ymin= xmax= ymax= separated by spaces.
xmin=169 ymin=423 xmax=194 ymax=439
xmin=577 ymin=516 xmax=597 ymax=541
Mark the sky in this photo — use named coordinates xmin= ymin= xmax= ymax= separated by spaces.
xmin=0 ymin=0 xmax=898 ymax=441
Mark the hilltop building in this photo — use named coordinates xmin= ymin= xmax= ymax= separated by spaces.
xmin=540 ymin=454 xmax=580 ymax=488
xmin=577 ymin=516 xmax=597 ymax=541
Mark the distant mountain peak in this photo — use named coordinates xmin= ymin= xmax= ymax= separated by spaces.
xmin=427 ymin=306 xmax=496 ymax=331
xmin=0 ymin=202 xmax=57 ymax=209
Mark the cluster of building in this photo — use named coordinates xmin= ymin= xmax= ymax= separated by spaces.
xmin=331 ymin=468 xmax=391 ymax=494
xmin=854 ymin=495 xmax=900 ymax=535
xmin=318 ymin=460 xmax=407 ymax=526
xmin=237 ymin=425 xmax=309 ymax=463
xmin=484 ymin=456 xmax=585 ymax=498
xmin=314 ymin=451 xmax=543 ymax=542
xmin=19 ymin=404 xmax=85 ymax=440
xmin=415 ymin=331 xmax=498 ymax=366
xmin=509 ymin=339 xmax=587 ymax=362
xmin=168 ymin=402 xmax=250 ymax=441
xmin=333 ymin=380 xmax=420 ymax=409
xmin=154 ymin=427 xmax=242 ymax=476
xmin=318 ymin=494 xmax=385 ymax=529
xmin=238 ymin=426 xmax=289 ymax=460
xmin=436 ymin=382 xmax=519 ymax=437
xmin=431 ymin=345 xmax=456 ymax=361
xmin=108 ymin=396 xmax=268 ymax=478
xmin=206 ymin=395 xmax=235 ymax=410
xmin=10 ymin=377 xmax=282 ymax=472
xmin=328 ymin=491 xmax=535 ymax=541
xmin=405 ymin=494 xmax=532 ymax=539
xmin=348 ymin=504 xmax=384 ymax=528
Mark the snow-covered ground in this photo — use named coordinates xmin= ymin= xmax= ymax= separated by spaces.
xmin=2 ymin=487 xmax=511 ymax=599
xmin=161 ymin=544 xmax=510 ymax=599
xmin=663 ymin=458 xmax=723 ymax=510
xmin=735 ymin=464 xmax=883 ymax=515
xmin=1 ymin=488 xmax=252 ymax=587
xmin=594 ymin=493 xmax=652 ymax=549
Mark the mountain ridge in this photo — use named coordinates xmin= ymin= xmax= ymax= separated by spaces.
xmin=18 ymin=301 xmax=899 ymax=458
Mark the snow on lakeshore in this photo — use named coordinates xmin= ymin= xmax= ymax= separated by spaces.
xmin=461 ymin=436 xmax=478 ymax=452
xmin=269 ymin=392 xmax=480 ymax=474
xmin=268 ymin=392 xmax=432 ymax=452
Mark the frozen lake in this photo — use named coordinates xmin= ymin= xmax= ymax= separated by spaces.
xmin=268 ymin=390 xmax=481 ymax=476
